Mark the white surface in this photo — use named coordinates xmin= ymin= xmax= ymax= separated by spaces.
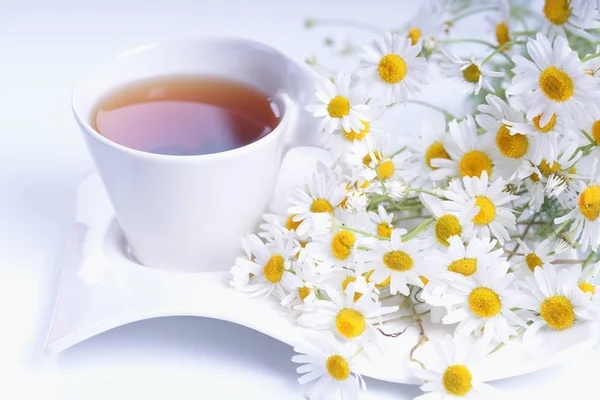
xmin=46 ymin=147 xmax=598 ymax=386
xmin=2 ymin=0 xmax=600 ymax=399
xmin=72 ymin=35 xmax=319 ymax=271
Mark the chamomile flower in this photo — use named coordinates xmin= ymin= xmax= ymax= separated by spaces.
xmin=508 ymin=92 xmax=568 ymax=165
xmin=360 ymin=229 xmax=427 ymax=295
xmin=281 ymin=262 xmax=320 ymax=308
xmin=555 ymin=160 xmax=600 ymax=251
xmin=530 ymin=139 xmax=582 ymax=199
xmin=487 ymin=0 xmax=512 ymax=49
xmin=434 ymin=261 xmax=524 ymax=343
xmin=296 ymin=285 xmax=398 ymax=349
xmin=368 ymin=204 xmax=395 ymax=239
xmin=230 ymin=233 xmax=302 ymax=299
xmin=288 ymin=171 xmax=347 ymax=236
xmin=403 ymin=0 xmax=446 ymax=46
xmin=420 ymin=193 xmax=477 ymax=249
xmin=519 ymin=263 xmax=598 ymax=341
xmin=306 ymin=73 xmax=369 ymax=134
xmin=357 ymin=32 xmax=428 ymax=104
xmin=444 ymin=172 xmax=518 ymax=244
xmin=291 ymin=334 xmax=365 ymax=400
xmin=476 ymin=94 xmax=531 ymax=180
xmin=431 ymin=115 xmax=496 ymax=181
xmin=541 ymin=0 xmax=600 ymax=41
xmin=414 ymin=335 xmax=497 ymax=399
xmin=515 ymin=239 xmax=556 ymax=275
xmin=404 ymin=114 xmax=451 ymax=188
xmin=320 ymin=269 xmax=375 ymax=303
xmin=440 ymin=51 xmax=503 ymax=95
xmin=507 ymin=34 xmax=598 ymax=128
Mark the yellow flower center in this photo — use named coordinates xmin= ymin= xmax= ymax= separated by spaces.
xmin=539 ymin=66 xmax=574 ymax=102
xmin=592 ymin=120 xmax=600 ymax=145
xmin=378 ymin=54 xmax=407 ymax=84
xmin=496 ymin=124 xmax=529 ymax=159
xmin=326 ymin=355 xmax=350 ymax=381
xmin=462 ymin=64 xmax=481 ymax=83
xmin=579 ymin=282 xmax=596 ymax=296
xmin=473 ymin=196 xmax=496 ymax=225
xmin=310 ymin=198 xmax=334 ymax=213
xmin=420 ymin=275 xmax=429 ymax=286
xmin=543 ymin=0 xmax=571 ymax=25
xmin=468 ymin=287 xmax=502 ymax=318
xmin=327 ymin=95 xmax=351 ymax=118
xmin=377 ymin=222 xmax=393 ymax=238
xmin=286 ymin=214 xmax=302 ymax=231
xmin=298 ymin=286 xmax=311 ymax=301
xmin=435 ymin=214 xmax=463 ymax=247
xmin=383 ymin=250 xmax=414 ymax=272
xmin=363 ymin=152 xmax=395 ymax=180
xmin=263 ymin=254 xmax=285 ymax=283
xmin=335 ymin=308 xmax=366 ymax=338
xmin=424 ymin=141 xmax=451 ymax=170
xmin=538 ymin=159 xmax=561 ymax=178
xmin=526 ymin=253 xmax=543 ymax=272
xmin=578 ymin=185 xmax=600 ymax=221
xmin=448 ymin=258 xmax=478 ymax=276
xmin=331 ymin=231 xmax=356 ymax=260
xmin=458 ymin=150 xmax=493 ymax=178
xmin=495 ymin=22 xmax=511 ymax=47
xmin=407 ymin=27 xmax=422 ymax=46
xmin=442 ymin=365 xmax=473 ymax=396
xmin=540 ymin=295 xmax=575 ymax=330
xmin=342 ymin=276 xmax=363 ymax=302
xmin=343 ymin=121 xmax=370 ymax=141
xmin=533 ymin=114 xmax=557 ymax=132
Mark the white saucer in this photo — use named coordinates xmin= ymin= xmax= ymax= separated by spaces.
xmin=45 ymin=146 xmax=598 ymax=385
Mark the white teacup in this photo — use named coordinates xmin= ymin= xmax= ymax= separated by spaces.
xmin=72 ymin=36 xmax=320 ymax=272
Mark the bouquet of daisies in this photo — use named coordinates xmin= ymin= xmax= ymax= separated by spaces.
xmin=231 ymin=0 xmax=600 ymax=398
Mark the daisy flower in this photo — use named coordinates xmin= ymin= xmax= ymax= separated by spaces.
xmin=306 ymin=73 xmax=369 ymax=134
xmin=508 ymin=91 xmax=569 ymax=165
xmin=230 ymin=233 xmax=302 ymax=299
xmin=507 ymin=33 xmax=598 ymax=128
xmin=291 ymin=333 xmax=365 ymax=400
xmin=403 ymin=0 xmax=446 ymax=46
xmin=288 ymin=171 xmax=347 ymax=236
xmin=475 ymin=94 xmax=531 ymax=180
xmin=367 ymin=204 xmax=395 ymax=239
xmin=320 ymin=269 xmax=375 ymax=303
xmin=420 ymin=193 xmax=477 ymax=249
xmin=519 ymin=263 xmax=598 ymax=341
xmin=541 ymin=0 xmax=600 ymax=41
xmin=433 ymin=261 xmax=525 ymax=344
xmin=530 ymin=138 xmax=582 ymax=198
xmin=357 ymin=32 xmax=428 ymax=104
xmin=404 ymin=114 xmax=451 ymax=188
xmin=431 ymin=115 xmax=496 ymax=181
xmin=440 ymin=50 xmax=503 ymax=95
xmin=359 ymin=229 xmax=427 ymax=295
xmin=487 ymin=0 xmax=512 ymax=49
xmin=514 ymin=239 xmax=556 ymax=274
xmin=296 ymin=285 xmax=398 ymax=349
xmin=414 ymin=335 xmax=497 ymax=399
xmin=281 ymin=261 xmax=320 ymax=308
xmin=555 ymin=160 xmax=600 ymax=251
xmin=444 ymin=172 xmax=518 ymax=244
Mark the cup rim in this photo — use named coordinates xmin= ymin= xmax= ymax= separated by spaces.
xmin=72 ymin=35 xmax=298 ymax=163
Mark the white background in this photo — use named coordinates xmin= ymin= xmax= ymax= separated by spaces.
xmin=1 ymin=0 xmax=599 ymax=398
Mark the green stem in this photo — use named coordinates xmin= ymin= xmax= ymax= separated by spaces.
xmin=481 ymin=40 xmax=525 ymax=65
xmin=407 ymin=188 xmax=447 ymax=199
xmin=403 ymin=99 xmax=457 ymax=120
xmin=390 ymin=146 xmax=407 ymax=158
xmin=582 ymin=52 xmax=600 ymax=62
xmin=511 ymin=30 xmax=537 ymax=36
xmin=402 ymin=218 xmax=435 ymax=241
xmin=449 ymin=6 xmax=496 ymax=24
xmin=580 ymin=252 xmax=597 ymax=281
xmin=580 ymin=129 xmax=597 ymax=145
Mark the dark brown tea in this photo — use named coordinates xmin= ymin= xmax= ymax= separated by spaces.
xmin=93 ymin=76 xmax=280 ymax=156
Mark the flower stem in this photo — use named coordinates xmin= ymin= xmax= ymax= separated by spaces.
xmin=481 ymin=40 xmax=525 ymax=65
xmin=582 ymin=52 xmax=600 ymax=62
xmin=511 ymin=30 xmax=537 ymax=37
xmin=402 ymin=218 xmax=435 ymax=241
xmin=408 ymin=188 xmax=447 ymax=199
xmin=580 ymin=129 xmax=597 ymax=145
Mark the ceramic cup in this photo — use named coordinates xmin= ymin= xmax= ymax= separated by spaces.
xmin=72 ymin=36 xmax=320 ymax=272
